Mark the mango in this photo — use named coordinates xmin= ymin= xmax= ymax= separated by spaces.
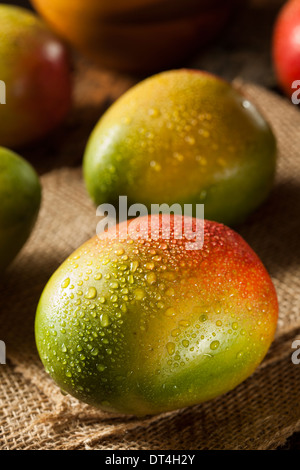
xmin=0 ymin=147 xmax=41 ymax=271
xmin=0 ymin=5 xmax=71 ymax=148
xmin=30 ymin=0 xmax=234 ymax=73
xmin=273 ymin=0 xmax=300 ymax=99
xmin=35 ymin=215 xmax=278 ymax=416
xmin=83 ymin=70 xmax=277 ymax=226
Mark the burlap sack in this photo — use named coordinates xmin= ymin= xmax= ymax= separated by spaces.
xmin=1 ymin=77 xmax=300 ymax=450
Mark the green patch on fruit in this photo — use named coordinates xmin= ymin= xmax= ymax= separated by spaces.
xmin=0 ymin=147 xmax=41 ymax=271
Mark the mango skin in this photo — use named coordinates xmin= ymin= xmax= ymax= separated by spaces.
xmin=30 ymin=0 xmax=234 ymax=73
xmin=83 ymin=70 xmax=277 ymax=227
xmin=35 ymin=215 xmax=278 ymax=416
xmin=0 ymin=5 xmax=71 ymax=148
xmin=273 ymin=0 xmax=300 ymax=98
xmin=0 ymin=147 xmax=41 ymax=272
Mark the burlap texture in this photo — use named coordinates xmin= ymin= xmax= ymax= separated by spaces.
xmin=1 ymin=79 xmax=300 ymax=450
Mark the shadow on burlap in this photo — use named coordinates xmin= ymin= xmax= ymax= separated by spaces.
xmin=1 ymin=81 xmax=300 ymax=450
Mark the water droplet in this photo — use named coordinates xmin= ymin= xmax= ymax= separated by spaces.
xmin=146 ymin=272 xmax=157 ymax=285
xmin=200 ymin=314 xmax=208 ymax=322
xmin=61 ymin=278 xmax=70 ymax=289
xmin=166 ymin=342 xmax=175 ymax=355
xmin=182 ymin=339 xmax=189 ymax=348
xmin=165 ymin=307 xmax=177 ymax=317
xmin=100 ymin=313 xmax=110 ymax=327
xmin=61 ymin=344 xmax=67 ymax=353
xmin=210 ymin=340 xmax=220 ymax=350
xmin=171 ymin=328 xmax=181 ymax=337
xmin=91 ymin=348 xmax=99 ymax=356
xmin=85 ymin=287 xmax=97 ymax=299
xmin=110 ymin=282 xmax=119 ymax=289
xmin=179 ymin=320 xmax=190 ymax=327
xmin=134 ymin=289 xmax=145 ymax=300
xmin=130 ymin=260 xmax=139 ymax=272
xmin=165 ymin=288 xmax=175 ymax=297
xmin=145 ymin=262 xmax=155 ymax=270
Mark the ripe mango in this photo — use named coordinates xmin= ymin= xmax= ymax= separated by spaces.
xmin=35 ymin=215 xmax=278 ymax=416
xmin=0 ymin=5 xmax=71 ymax=148
xmin=30 ymin=0 xmax=234 ymax=73
xmin=0 ymin=147 xmax=41 ymax=271
xmin=83 ymin=70 xmax=277 ymax=226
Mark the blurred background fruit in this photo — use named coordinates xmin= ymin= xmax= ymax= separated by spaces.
xmin=0 ymin=147 xmax=41 ymax=272
xmin=0 ymin=4 xmax=72 ymax=148
xmin=30 ymin=0 xmax=236 ymax=73
xmin=273 ymin=0 xmax=300 ymax=98
xmin=84 ymin=69 xmax=277 ymax=226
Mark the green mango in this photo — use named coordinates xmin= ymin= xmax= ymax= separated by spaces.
xmin=0 ymin=147 xmax=41 ymax=271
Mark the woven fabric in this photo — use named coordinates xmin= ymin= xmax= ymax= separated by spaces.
xmin=0 ymin=81 xmax=300 ymax=450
